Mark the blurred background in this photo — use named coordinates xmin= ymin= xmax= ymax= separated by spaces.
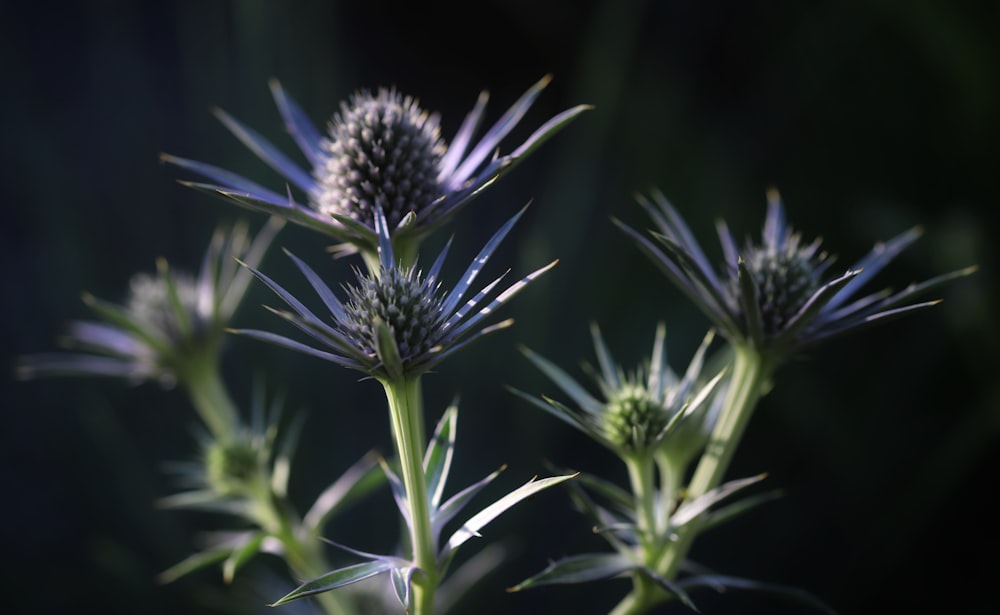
xmin=3 ymin=1 xmax=997 ymax=613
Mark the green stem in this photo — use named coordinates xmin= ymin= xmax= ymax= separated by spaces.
xmin=609 ymin=583 xmax=658 ymax=615
xmin=383 ymin=377 xmax=436 ymax=615
xmin=182 ymin=357 xmax=352 ymax=615
xmin=624 ymin=454 xmax=659 ymax=551
xmin=609 ymin=345 xmax=772 ymax=615
xmin=270 ymin=500 xmax=352 ymax=615
xmin=613 ymin=454 xmax=664 ymax=615
xmin=655 ymin=453 xmax=680 ymax=530
xmin=178 ymin=355 xmax=239 ymax=442
xmin=657 ymin=344 xmax=772 ymax=579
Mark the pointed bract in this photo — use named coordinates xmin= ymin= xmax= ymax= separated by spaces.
xmin=234 ymin=206 xmax=555 ymax=381
xmin=620 ymin=189 xmax=974 ymax=358
xmin=164 ymin=76 xmax=590 ymax=263
xmin=16 ymin=218 xmax=284 ymax=387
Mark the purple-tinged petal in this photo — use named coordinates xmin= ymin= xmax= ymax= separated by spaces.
xmin=438 ymin=90 xmax=488 ymax=181
xmin=212 ymin=107 xmax=315 ymax=193
xmin=450 ymin=75 xmax=552 ymax=185
xmin=269 ymin=79 xmax=325 ymax=166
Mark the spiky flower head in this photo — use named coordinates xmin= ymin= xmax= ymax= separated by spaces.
xmin=314 ymin=88 xmax=446 ymax=231
xmin=601 ymin=380 xmax=674 ymax=453
xmin=616 ymin=188 xmax=976 ymax=359
xmin=156 ymin=382 xmax=380 ymax=586
xmin=338 ymin=261 xmax=446 ymax=372
xmin=205 ymin=436 xmax=265 ymax=498
xmin=513 ymin=324 xmax=724 ymax=461
xmin=163 ymin=75 xmax=590 ymax=268
xmin=16 ymin=217 xmax=283 ymax=387
xmin=234 ymin=205 xmax=556 ymax=382
xmin=737 ymin=225 xmax=829 ymax=337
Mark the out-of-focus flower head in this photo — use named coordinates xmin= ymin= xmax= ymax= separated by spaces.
xmin=17 ymin=217 xmax=283 ymax=387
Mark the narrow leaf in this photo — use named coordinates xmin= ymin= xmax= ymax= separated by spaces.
xmin=678 ymin=574 xmax=837 ymax=614
xmin=433 ymin=466 xmax=505 ymax=540
xmin=222 ymin=532 xmax=266 ymax=584
xmin=303 ymin=451 xmax=383 ymax=532
xmin=508 ymin=553 xmax=635 ymax=591
xmin=672 ymin=474 xmax=767 ymax=529
xmin=212 ymin=106 xmax=314 ymax=193
xmin=390 ymin=566 xmax=416 ymax=611
xmin=268 ymin=79 xmax=324 ymax=166
xmin=270 ymin=561 xmax=395 ymax=606
xmin=442 ymin=473 xmax=577 ymax=556
xmin=425 ymin=404 xmax=459 ymax=509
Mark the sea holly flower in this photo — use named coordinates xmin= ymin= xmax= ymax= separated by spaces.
xmin=163 ymin=75 xmax=590 ymax=269
xmin=17 ymin=217 xmax=282 ymax=386
xmin=512 ymin=323 xmax=725 ymax=465
xmin=615 ymin=188 xmax=976 ymax=359
xmin=233 ymin=205 xmax=556 ymax=382
xmin=509 ymin=325 xmax=831 ymax=612
xmin=16 ymin=218 xmax=284 ymax=438
xmin=599 ymin=188 xmax=975 ymax=613
xmin=158 ymin=381 xmax=382 ymax=588
xmin=233 ymin=205 xmax=561 ymax=614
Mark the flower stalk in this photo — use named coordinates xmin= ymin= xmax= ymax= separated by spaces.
xmin=685 ymin=344 xmax=773 ymax=505
xmin=179 ymin=363 xmax=356 ymax=615
xmin=175 ymin=353 xmax=239 ymax=442
xmin=382 ymin=376 xmax=437 ymax=614
xmin=621 ymin=345 xmax=774 ymax=615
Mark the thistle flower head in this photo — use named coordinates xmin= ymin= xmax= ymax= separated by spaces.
xmin=514 ymin=324 xmax=725 ymax=461
xmin=234 ymin=205 xmax=556 ymax=382
xmin=339 ymin=262 xmax=447 ymax=369
xmin=205 ymin=434 xmax=267 ymax=498
xmin=616 ymin=188 xmax=976 ymax=359
xmin=601 ymin=379 xmax=673 ymax=453
xmin=162 ymin=75 xmax=590 ymax=266
xmin=156 ymin=381 xmax=382 ymax=586
xmin=315 ymin=88 xmax=446 ymax=230
xmin=16 ymin=218 xmax=283 ymax=386
xmin=126 ymin=271 xmax=204 ymax=346
xmin=735 ymin=211 xmax=831 ymax=338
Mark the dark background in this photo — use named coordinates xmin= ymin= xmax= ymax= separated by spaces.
xmin=3 ymin=1 xmax=997 ymax=613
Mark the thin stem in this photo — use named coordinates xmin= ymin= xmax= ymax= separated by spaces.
xmin=182 ymin=358 xmax=353 ymax=615
xmin=609 ymin=345 xmax=772 ymax=615
xmin=614 ymin=454 xmax=664 ymax=615
xmin=657 ymin=344 xmax=772 ymax=579
xmin=624 ymin=454 xmax=659 ymax=550
xmin=655 ymin=453 xmax=680 ymax=531
xmin=609 ymin=584 xmax=657 ymax=615
xmin=178 ymin=354 xmax=239 ymax=441
xmin=383 ymin=376 xmax=437 ymax=615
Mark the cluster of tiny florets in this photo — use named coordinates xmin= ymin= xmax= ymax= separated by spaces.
xmin=205 ymin=438 xmax=263 ymax=497
xmin=739 ymin=235 xmax=826 ymax=336
xmin=126 ymin=273 xmax=205 ymax=345
xmin=314 ymin=88 xmax=446 ymax=230
xmin=340 ymin=266 xmax=446 ymax=368
xmin=601 ymin=381 xmax=671 ymax=452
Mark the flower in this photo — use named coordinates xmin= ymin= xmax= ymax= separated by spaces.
xmin=156 ymin=382 xmax=382 ymax=585
xmin=615 ymin=188 xmax=976 ymax=358
xmin=512 ymin=323 xmax=725 ymax=461
xmin=16 ymin=217 xmax=284 ymax=386
xmin=163 ymin=75 xmax=590 ymax=264
xmin=233 ymin=205 xmax=556 ymax=382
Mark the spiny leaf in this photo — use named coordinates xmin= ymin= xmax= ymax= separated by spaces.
xmin=508 ymin=552 xmax=635 ymax=591
xmin=269 ymin=560 xmax=395 ymax=606
xmin=442 ymin=473 xmax=577 ymax=557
